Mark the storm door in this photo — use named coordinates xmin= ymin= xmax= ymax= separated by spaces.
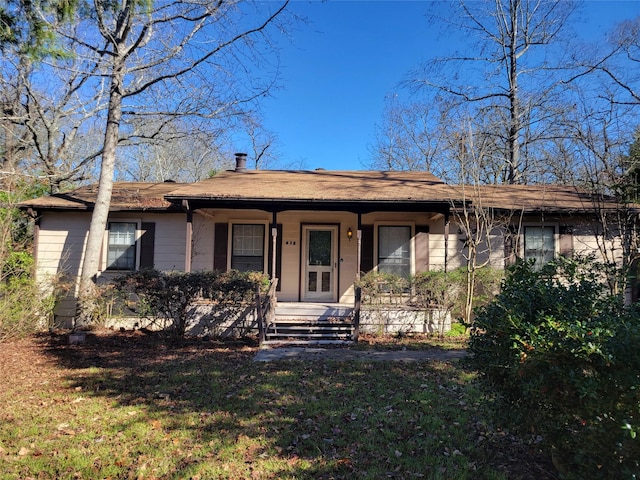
xmin=302 ymin=226 xmax=338 ymax=301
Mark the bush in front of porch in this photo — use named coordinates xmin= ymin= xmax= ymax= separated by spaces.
xmin=356 ymin=267 xmax=502 ymax=336
xmin=113 ymin=269 xmax=270 ymax=339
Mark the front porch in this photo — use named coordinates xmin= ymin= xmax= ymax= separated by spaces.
xmin=258 ymin=296 xmax=451 ymax=346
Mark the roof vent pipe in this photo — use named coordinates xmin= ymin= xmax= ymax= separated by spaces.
xmin=234 ymin=152 xmax=248 ymax=172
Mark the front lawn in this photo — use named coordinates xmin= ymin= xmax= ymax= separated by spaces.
xmin=0 ymin=331 xmax=553 ymax=479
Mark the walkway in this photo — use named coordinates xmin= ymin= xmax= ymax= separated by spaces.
xmin=254 ymin=347 xmax=467 ymax=362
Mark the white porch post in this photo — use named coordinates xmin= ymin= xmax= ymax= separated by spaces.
xmin=271 ymin=211 xmax=277 ymax=280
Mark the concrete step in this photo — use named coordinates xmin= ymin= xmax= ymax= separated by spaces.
xmin=266 ymin=319 xmax=354 ymax=342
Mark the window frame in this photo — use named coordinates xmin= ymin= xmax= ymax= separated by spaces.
xmin=103 ymin=219 xmax=141 ymax=272
xmin=228 ymin=221 xmax=268 ymax=273
xmin=374 ymin=223 xmax=414 ymax=278
xmin=523 ymin=224 xmax=557 ymax=268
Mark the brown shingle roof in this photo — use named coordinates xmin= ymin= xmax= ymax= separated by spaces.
xmin=452 ymin=184 xmax=619 ymax=213
xmin=18 ymin=170 xmax=626 ymax=214
xmin=19 ymin=182 xmax=187 ymax=211
xmin=166 ymin=170 xmax=453 ymax=203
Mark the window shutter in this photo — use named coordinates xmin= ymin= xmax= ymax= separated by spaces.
xmin=559 ymin=225 xmax=574 ymax=257
xmin=360 ymin=225 xmax=374 ymax=274
xmin=504 ymin=226 xmax=518 ymax=268
xmin=139 ymin=222 xmax=155 ymax=269
xmin=214 ymin=223 xmax=229 ymax=271
xmin=415 ymin=225 xmax=429 ymax=273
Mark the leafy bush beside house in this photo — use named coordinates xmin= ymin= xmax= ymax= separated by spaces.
xmin=468 ymin=257 xmax=640 ymax=478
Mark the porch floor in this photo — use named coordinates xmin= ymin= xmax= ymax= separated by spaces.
xmin=275 ymin=302 xmax=354 ymax=320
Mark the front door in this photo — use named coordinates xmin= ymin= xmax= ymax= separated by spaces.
xmin=302 ymin=226 xmax=338 ymax=301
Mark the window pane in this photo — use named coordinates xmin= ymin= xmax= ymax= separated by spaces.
xmin=231 ymin=224 xmax=264 ymax=272
xmin=378 ymin=226 xmax=411 ymax=277
xmin=107 ymin=222 xmax=136 ymax=270
xmin=525 ymin=226 xmax=555 ymax=268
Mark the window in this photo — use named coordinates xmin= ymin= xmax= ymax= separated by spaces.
xmin=524 ymin=226 xmax=555 ymax=268
xmin=231 ymin=224 xmax=265 ymax=272
xmin=107 ymin=222 xmax=137 ymax=270
xmin=378 ymin=225 xmax=411 ymax=277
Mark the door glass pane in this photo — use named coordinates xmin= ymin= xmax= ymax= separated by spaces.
xmin=308 ymin=271 xmax=317 ymax=291
xmin=309 ymin=230 xmax=331 ymax=266
xmin=321 ymin=272 xmax=331 ymax=292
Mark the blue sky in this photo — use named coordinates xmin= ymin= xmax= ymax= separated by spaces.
xmin=257 ymin=0 xmax=640 ymax=171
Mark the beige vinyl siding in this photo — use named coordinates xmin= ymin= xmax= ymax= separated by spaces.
xmin=35 ymin=212 xmax=91 ymax=322
xmin=36 ymin=211 xmax=188 ymax=326
xmin=145 ymin=213 xmax=187 ymax=271
xmin=425 ymin=216 xmax=451 ymax=270
xmin=36 ymin=212 xmax=91 ymax=282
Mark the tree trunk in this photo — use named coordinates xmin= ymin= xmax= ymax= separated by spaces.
xmin=507 ymin=0 xmax=520 ymax=184
xmin=76 ymin=60 xmax=124 ymax=326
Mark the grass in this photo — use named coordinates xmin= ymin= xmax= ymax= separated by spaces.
xmin=0 ymin=331 xmax=548 ymax=479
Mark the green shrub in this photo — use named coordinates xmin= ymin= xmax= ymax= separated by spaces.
xmin=115 ymin=269 xmax=269 ymax=339
xmin=0 ymin=273 xmax=62 ymax=341
xmin=468 ymin=257 xmax=640 ymax=478
xmin=357 ymin=267 xmax=501 ymax=324
xmin=356 ymin=271 xmax=411 ymax=305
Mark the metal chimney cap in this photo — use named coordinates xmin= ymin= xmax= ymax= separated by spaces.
xmin=234 ymin=152 xmax=248 ymax=172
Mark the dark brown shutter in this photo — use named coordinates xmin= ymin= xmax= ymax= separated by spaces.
xmin=504 ymin=226 xmax=518 ymax=268
xmin=139 ymin=222 xmax=156 ymax=269
xmin=214 ymin=223 xmax=229 ymax=271
xmin=559 ymin=225 xmax=574 ymax=258
xmin=268 ymin=224 xmax=283 ymax=291
xmin=415 ymin=225 xmax=429 ymax=273
xmin=360 ymin=225 xmax=374 ymax=274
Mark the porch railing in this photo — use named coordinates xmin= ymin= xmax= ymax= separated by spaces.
xmin=256 ymin=278 xmax=278 ymax=344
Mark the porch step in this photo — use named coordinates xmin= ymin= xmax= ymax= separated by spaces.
xmin=266 ymin=302 xmax=356 ymax=344
xmin=266 ymin=319 xmax=354 ymax=342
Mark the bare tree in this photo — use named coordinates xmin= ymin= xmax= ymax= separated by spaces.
xmin=368 ymin=94 xmax=447 ymax=175
xmin=241 ymin=114 xmax=280 ymax=170
xmin=408 ymin=0 xmax=578 ymax=184
xmin=118 ymin=119 xmax=232 ymax=182
xmin=448 ymin=119 xmax=512 ymax=326
xmin=562 ymin=79 xmax=639 ymax=295
xmin=571 ymin=16 xmax=640 ymax=108
xmin=31 ymin=0 xmax=291 ymax=323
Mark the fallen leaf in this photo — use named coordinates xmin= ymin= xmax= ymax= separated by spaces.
xmin=18 ymin=447 xmax=31 ymax=456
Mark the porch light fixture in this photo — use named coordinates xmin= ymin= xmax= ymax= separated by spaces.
xmin=347 ymin=227 xmax=353 ymax=241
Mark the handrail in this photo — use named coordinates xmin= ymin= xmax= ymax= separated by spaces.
xmin=353 ymin=285 xmax=361 ymax=342
xmin=256 ymin=278 xmax=278 ymax=344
